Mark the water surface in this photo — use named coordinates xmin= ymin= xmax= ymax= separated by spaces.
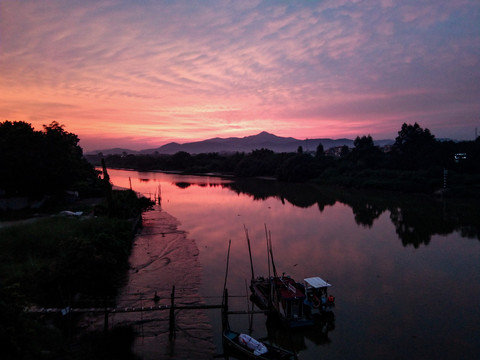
xmin=108 ymin=169 xmax=480 ymax=360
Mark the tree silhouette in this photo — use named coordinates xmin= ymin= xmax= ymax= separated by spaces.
xmin=315 ymin=143 xmax=325 ymax=159
xmin=391 ymin=123 xmax=436 ymax=170
xmin=348 ymin=135 xmax=384 ymax=168
xmin=0 ymin=120 xmax=97 ymax=198
xmin=0 ymin=121 xmax=42 ymax=196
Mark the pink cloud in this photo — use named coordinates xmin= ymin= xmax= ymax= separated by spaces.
xmin=1 ymin=0 xmax=479 ymax=150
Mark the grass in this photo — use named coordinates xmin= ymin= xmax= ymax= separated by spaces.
xmin=0 ymin=216 xmax=134 ymax=307
xmin=0 ymin=188 xmax=155 ymax=359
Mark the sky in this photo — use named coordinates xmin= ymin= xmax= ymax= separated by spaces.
xmin=1 ymin=0 xmax=479 ymax=152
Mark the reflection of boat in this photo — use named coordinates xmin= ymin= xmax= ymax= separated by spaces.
xmin=266 ymin=312 xmax=335 ymax=352
xmin=301 ymin=277 xmax=335 ymax=316
xmin=223 ymin=327 xmax=296 ymax=360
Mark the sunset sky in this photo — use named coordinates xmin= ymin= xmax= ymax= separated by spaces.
xmin=1 ymin=0 xmax=479 ymax=152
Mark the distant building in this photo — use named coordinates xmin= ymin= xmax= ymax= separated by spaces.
xmin=325 ymin=146 xmax=347 ymax=158
xmin=454 ymin=153 xmax=467 ymax=163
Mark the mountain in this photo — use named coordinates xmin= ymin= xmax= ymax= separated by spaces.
xmin=86 ymin=132 xmax=394 ymax=155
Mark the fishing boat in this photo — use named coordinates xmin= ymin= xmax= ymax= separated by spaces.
xmin=223 ymin=327 xmax=296 ymax=360
xmin=301 ymin=277 xmax=335 ymax=316
xmin=221 ymin=283 xmax=296 ymax=360
xmin=251 ymin=273 xmax=314 ymax=328
xmin=246 ymin=226 xmax=313 ymax=327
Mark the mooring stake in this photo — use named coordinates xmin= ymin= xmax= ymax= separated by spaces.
xmin=169 ymin=285 xmax=176 ymax=340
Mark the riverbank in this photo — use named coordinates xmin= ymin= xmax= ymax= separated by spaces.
xmin=0 ymin=189 xmax=156 ymax=359
xmin=83 ymin=206 xmax=215 ymax=359
xmin=90 ymin=160 xmax=480 ymax=199
xmin=0 ymin=199 xmax=216 ymax=359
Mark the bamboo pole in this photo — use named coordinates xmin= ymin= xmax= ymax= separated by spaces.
xmin=169 ymin=285 xmax=176 ymax=340
xmin=222 ymin=288 xmax=229 ymax=332
xmin=223 ymin=239 xmax=231 ymax=296
xmin=244 ymin=225 xmax=255 ymax=281
xmin=104 ymin=296 xmax=109 ymax=334
xmin=265 ymin=224 xmax=271 ymax=279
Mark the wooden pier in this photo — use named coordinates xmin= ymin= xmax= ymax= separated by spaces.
xmin=27 ymin=303 xmax=225 ymax=314
xmin=26 ymin=286 xmax=261 ymax=338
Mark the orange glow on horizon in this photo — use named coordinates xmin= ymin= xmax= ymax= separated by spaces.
xmin=1 ymin=1 xmax=479 ymax=151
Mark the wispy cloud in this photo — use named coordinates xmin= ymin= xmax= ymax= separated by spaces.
xmin=1 ymin=0 xmax=479 ymax=150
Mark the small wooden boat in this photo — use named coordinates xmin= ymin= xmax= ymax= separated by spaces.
xmin=223 ymin=327 xmax=296 ymax=360
xmin=302 ymin=277 xmax=335 ymax=316
xmin=250 ymin=275 xmax=272 ymax=310
xmin=251 ymin=274 xmax=314 ymax=328
xmin=246 ymin=226 xmax=314 ymax=327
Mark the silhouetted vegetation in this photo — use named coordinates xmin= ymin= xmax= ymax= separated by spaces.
xmin=0 ymin=121 xmax=100 ymax=199
xmin=0 ymin=121 xmax=154 ymax=358
xmin=0 ymin=187 xmax=153 ymax=359
xmin=87 ymin=123 xmax=480 ymax=197
xmin=0 ymin=216 xmax=134 ymax=306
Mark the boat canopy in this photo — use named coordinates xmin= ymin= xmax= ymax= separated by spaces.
xmin=304 ymin=277 xmax=332 ymax=288
xmin=274 ymin=276 xmax=306 ymax=299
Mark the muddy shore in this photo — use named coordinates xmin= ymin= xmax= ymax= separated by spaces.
xmin=86 ymin=206 xmax=216 ymax=359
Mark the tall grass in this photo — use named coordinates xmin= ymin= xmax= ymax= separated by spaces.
xmin=0 ymin=216 xmax=134 ymax=307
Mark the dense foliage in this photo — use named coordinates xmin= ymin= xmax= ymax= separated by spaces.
xmin=0 ymin=121 xmax=154 ymax=358
xmin=0 ymin=120 xmax=99 ymax=198
xmin=0 ymin=217 xmax=133 ymax=305
xmin=87 ymin=123 xmax=480 ymax=196
xmin=0 ymin=187 xmax=153 ymax=359
xmin=0 ymin=185 xmax=153 ymax=303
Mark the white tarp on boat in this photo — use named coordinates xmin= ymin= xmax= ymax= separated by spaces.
xmin=304 ymin=277 xmax=332 ymax=288
xmin=238 ymin=333 xmax=268 ymax=356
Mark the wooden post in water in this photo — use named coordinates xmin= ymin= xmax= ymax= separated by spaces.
xmin=222 ymin=288 xmax=229 ymax=332
xmin=222 ymin=240 xmax=230 ymax=332
xmin=169 ymin=285 xmax=176 ymax=340
xmin=158 ymin=184 xmax=162 ymax=208
xmin=223 ymin=239 xmax=231 ymax=294
xmin=104 ymin=296 xmax=109 ymax=334
xmin=224 ymin=288 xmax=228 ymax=314
xmin=244 ymin=226 xmax=255 ymax=281
xmin=265 ymin=224 xmax=271 ymax=279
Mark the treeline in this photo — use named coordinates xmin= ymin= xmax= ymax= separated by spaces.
xmin=88 ymin=123 xmax=480 ymax=195
xmin=0 ymin=120 xmax=101 ymax=199
xmin=0 ymin=121 xmax=154 ymax=358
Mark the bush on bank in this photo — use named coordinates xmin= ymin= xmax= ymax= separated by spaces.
xmin=0 ymin=189 xmax=154 ymax=359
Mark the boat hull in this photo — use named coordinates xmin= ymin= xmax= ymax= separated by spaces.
xmin=251 ymin=275 xmax=314 ymax=328
xmin=222 ymin=328 xmax=295 ymax=360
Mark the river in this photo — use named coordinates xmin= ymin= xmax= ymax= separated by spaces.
xmin=107 ymin=168 xmax=480 ymax=360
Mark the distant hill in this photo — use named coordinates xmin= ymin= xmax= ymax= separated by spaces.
xmin=86 ymin=132 xmax=394 ymax=155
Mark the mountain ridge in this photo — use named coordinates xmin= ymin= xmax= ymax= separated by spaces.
xmin=86 ymin=131 xmax=394 ymax=155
